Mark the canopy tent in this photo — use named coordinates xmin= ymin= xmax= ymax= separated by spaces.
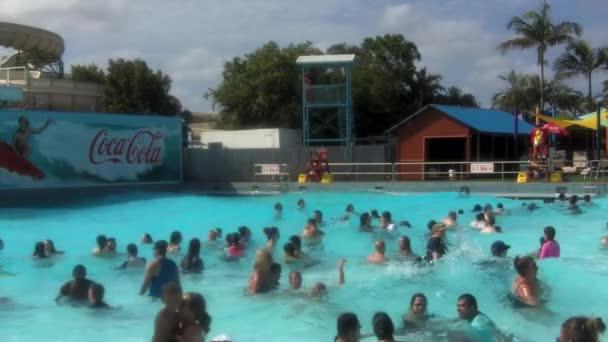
xmin=530 ymin=109 xmax=608 ymax=130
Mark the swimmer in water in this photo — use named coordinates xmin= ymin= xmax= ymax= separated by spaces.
xmin=89 ymin=283 xmax=110 ymax=309
xmin=360 ymin=213 xmax=373 ymax=232
xmin=443 ymin=211 xmax=458 ymax=227
xmin=341 ymin=204 xmax=357 ymax=221
xmin=581 ymin=194 xmax=593 ymax=207
xmin=292 ymin=259 xmax=346 ymax=297
xmin=397 ymin=236 xmax=419 ymax=261
xmin=140 ymin=240 xmax=180 ymax=298
xmin=168 ymin=231 xmax=183 ymax=254
xmin=425 ymin=224 xmax=448 ymax=262
xmin=274 ymin=202 xmax=283 ymax=219
xmin=11 ymin=116 xmax=52 ymax=158
xmin=116 ymin=243 xmax=146 ymax=269
xmin=567 ymin=196 xmax=582 ymax=215
xmin=480 ymin=217 xmax=499 ymax=234
xmin=176 ymin=292 xmax=212 ymax=342
xmin=215 ymin=228 xmax=223 ymax=239
xmin=270 ymin=262 xmax=282 ymax=289
xmin=402 ymin=293 xmax=436 ymax=332
xmin=512 ymin=256 xmax=542 ymax=307
xmin=470 ymin=213 xmax=486 ymax=230
xmin=483 ymin=204 xmax=494 ymax=222
xmin=141 ymin=233 xmax=153 ymax=245
xmin=491 ymin=241 xmax=511 ymax=258
xmin=313 ymin=210 xmax=324 ymax=225
xmin=44 ymin=239 xmax=64 ymax=256
xmin=263 ymin=227 xmax=280 ymax=251
xmin=451 ymin=294 xmax=500 ymax=341
xmin=495 ymin=203 xmax=506 ymax=216
xmin=372 ymin=312 xmax=397 ymax=342
xmin=105 ymin=238 xmax=118 ymax=257
xmin=297 ymin=199 xmax=305 ymax=210
xmin=371 ymin=209 xmax=381 ymax=220
xmin=284 ymin=242 xmax=299 ymax=264
xmin=527 ymin=202 xmax=540 ymax=212
xmin=238 ymin=226 xmax=251 ymax=246
xmin=601 ymin=236 xmax=608 ymax=248
xmin=380 ymin=211 xmax=395 ymax=231
xmin=152 ymin=282 xmax=182 ymax=342
xmin=180 ymin=238 xmax=204 ymax=273
xmin=288 ymin=271 xmax=302 ymax=290
xmin=301 ymin=219 xmax=324 ymax=244
xmin=539 ymin=226 xmax=560 ymax=259
xmin=56 ymin=264 xmax=95 ymax=303
xmin=92 ymin=235 xmax=108 ymax=256
xmin=335 ymin=312 xmax=362 ymax=342
xmin=32 ymin=241 xmax=47 ymax=259
xmin=206 ymin=230 xmax=219 ymax=246
xmin=556 ymin=193 xmax=567 ymax=206
xmin=472 ymin=204 xmax=482 ymax=212
xmin=225 ymin=233 xmax=246 ymax=259
xmin=367 ymin=240 xmax=389 ymax=264
xmin=248 ymin=249 xmax=274 ymax=294
xmin=558 ymin=316 xmax=606 ymax=342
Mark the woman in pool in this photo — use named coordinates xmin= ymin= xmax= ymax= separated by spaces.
xmin=105 ymin=238 xmax=118 ymax=256
xmin=225 ymin=233 xmax=245 ymax=259
xmin=558 ymin=316 xmax=605 ymax=342
xmin=341 ymin=204 xmax=357 ymax=221
xmin=372 ymin=312 xmax=396 ymax=342
xmin=177 ymin=292 xmax=212 ymax=342
xmin=44 ymin=240 xmax=64 ymax=256
xmin=263 ymin=227 xmax=280 ymax=251
xmin=301 ymin=219 xmax=324 ymax=245
xmin=512 ymin=256 xmax=542 ymax=307
xmin=238 ymin=226 xmax=251 ymax=246
xmin=470 ymin=213 xmax=486 ymax=230
xmin=32 ymin=241 xmax=47 ymax=259
xmin=284 ymin=242 xmax=299 ymax=263
xmin=368 ymin=240 xmax=389 ymax=264
xmin=379 ymin=211 xmax=395 ymax=231
xmin=141 ymin=233 xmax=153 ymax=245
xmin=442 ymin=211 xmax=458 ymax=227
xmin=168 ymin=231 xmax=183 ymax=254
xmin=140 ymin=240 xmax=180 ymax=298
xmin=360 ymin=213 xmax=373 ymax=232
xmin=152 ymin=282 xmax=182 ymax=342
xmin=248 ymin=249 xmax=274 ymax=294
xmin=539 ymin=226 xmax=560 ymax=259
xmin=274 ymin=202 xmax=283 ymax=219
xmin=402 ymin=293 xmax=435 ymax=332
xmin=92 ymin=235 xmax=108 ymax=256
xmin=181 ymin=238 xmax=204 ymax=273
xmin=313 ymin=210 xmax=324 ymax=225
xmin=89 ymin=283 xmax=110 ymax=309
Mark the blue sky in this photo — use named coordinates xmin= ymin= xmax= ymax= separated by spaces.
xmin=1 ymin=0 xmax=607 ymax=113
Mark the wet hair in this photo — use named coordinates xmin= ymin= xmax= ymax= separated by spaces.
xmin=487 ymin=216 xmax=496 ymax=226
xmin=106 ymin=238 xmax=117 ymax=250
xmin=33 ymin=241 xmax=46 ymax=258
xmin=399 ymin=236 xmax=411 ymax=250
xmin=483 ymin=204 xmax=493 ymax=212
xmin=360 ymin=213 xmax=371 ymax=227
xmin=96 ymin=235 xmax=107 ymax=250
xmin=170 ymin=231 xmax=183 ymax=245
xmin=372 ymin=312 xmax=394 ymax=340
xmin=514 ymin=256 xmax=536 ymax=277
xmin=215 ymin=228 xmax=222 ymax=238
xmin=90 ymin=283 xmax=105 ymax=302
xmin=410 ymin=293 xmax=427 ymax=308
xmin=399 ymin=221 xmax=411 ymax=228
xmin=558 ymin=193 xmax=566 ymax=201
xmin=238 ymin=226 xmax=251 ymax=239
xmin=457 ymin=209 xmax=464 ymax=215
xmin=284 ymin=242 xmax=296 ymax=257
xmin=45 ymin=239 xmax=58 ymax=253
xmin=297 ymin=199 xmax=305 ymax=207
xmin=475 ymin=213 xmax=485 ymax=221
xmin=337 ymin=313 xmax=360 ymax=339
xmin=185 ymin=238 xmax=201 ymax=269
xmin=539 ymin=236 xmax=546 ymax=246
xmin=583 ymin=195 xmax=591 ymax=202
xmin=497 ymin=203 xmax=504 ymax=209
xmin=274 ymin=202 xmax=283 ymax=211
xmin=263 ymin=227 xmax=280 ymax=241
xmin=561 ymin=316 xmax=606 ymax=342
xmin=231 ymin=233 xmax=241 ymax=246
xmin=306 ymin=218 xmax=318 ymax=228
xmin=225 ymin=233 xmax=234 ymax=246
xmin=314 ymin=210 xmax=323 ymax=219
xmin=183 ymin=292 xmax=212 ymax=334
xmin=458 ymin=293 xmax=477 ymax=309
xmin=154 ymin=240 xmax=169 ymax=256
xmin=127 ymin=243 xmax=138 ymax=256
xmin=495 ymin=226 xmax=503 ymax=233
xmin=142 ymin=233 xmax=153 ymax=243
xmin=381 ymin=211 xmax=392 ymax=222
xmin=544 ymin=226 xmax=556 ymax=241
xmin=289 ymin=235 xmax=302 ymax=250
xmin=345 ymin=204 xmax=354 ymax=212
xmin=448 ymin=211 xmax=457 ymax=219
xmin=473 ymin=204 xmax=482 ymax=212
xmin=427 ymin=220 xmax=437 ymax=231
xmin=370 ymin=209 xmax=380 ymax=218
xmin=73 ymin=264 xmax=87 ymax=279
xmin=570 ymin=195 xmax=579 ymax=204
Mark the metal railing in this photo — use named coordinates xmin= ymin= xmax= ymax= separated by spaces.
xmin=0 ymin=66 xmax=29 ymax=87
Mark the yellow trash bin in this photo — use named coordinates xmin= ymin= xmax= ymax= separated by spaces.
xmin=298 ymin=174 xmax=307 ymax=183
xmin=550 ymin=173 xmax=563 ymax=183
xmin=516 ymin=172 xmax=528 ymax=183
xmin=321 ymin=173 xmax=333 ymax=183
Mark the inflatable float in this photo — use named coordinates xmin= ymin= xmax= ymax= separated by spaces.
xmin=0 ymin=142 xmax=45 ymax=180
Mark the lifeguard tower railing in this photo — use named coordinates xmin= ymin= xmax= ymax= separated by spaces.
xmin=296 ymin=55 xmax=355 ymax=146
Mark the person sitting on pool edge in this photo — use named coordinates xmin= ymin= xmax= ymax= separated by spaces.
xmin=140 ymin=240 xmax=180 ymax=299
xmin=181 ymin=238 xmax=204 ymax=273
xmin=152 ymin=282 xmax=183 ymax=342
xmin=360 ymin=213 xmax=373 ymax=232
xmin=89 ymin=283 xmax=110 ymax=309
xmin=56 ymin=264 xmax=95 ymax=303
xmin=512 ymin=256 xmax=542 ymax=307
xmin=116 ymin=243 xmax=146 ymax=270
xmin=141 ymin=233 xmax=153 ymax=245
xmin=558 ymin=316 xmax=605 ymax=342
xmin=539 ymin=226 xmax=560 ymax=259
xmin=402 ymin=293 xmax=436 ymax=332
xmin=168 ymin=231 xmax=183 ymax=254
xmin=368 ymin=240 xmax=389 ymax=264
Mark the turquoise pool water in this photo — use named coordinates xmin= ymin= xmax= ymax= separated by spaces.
xmin=0 ymin=191 xmax=607 ymax=341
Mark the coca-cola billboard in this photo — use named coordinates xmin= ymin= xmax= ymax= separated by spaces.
xmin=0 ymin=110 xmax=182 ymax=188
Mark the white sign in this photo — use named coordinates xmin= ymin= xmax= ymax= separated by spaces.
xmin=471 ymin=163 xmax=494 ymax=174
xmin=260 ymin=164 xmax=281 ymax=175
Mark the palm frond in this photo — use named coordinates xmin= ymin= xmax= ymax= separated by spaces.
xmin=498 ymin=37 xmax=537 ymax=54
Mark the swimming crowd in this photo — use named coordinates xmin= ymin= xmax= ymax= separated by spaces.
xmin=0 ymin=194 xmax=606 ymax=342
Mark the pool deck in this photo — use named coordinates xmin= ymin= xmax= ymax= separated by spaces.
xmin=0 ymin=181 xmax=604 ymax=207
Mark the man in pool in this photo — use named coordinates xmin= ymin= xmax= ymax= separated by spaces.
xmin=152 ymin=282 xmax=182 ymax=342
xmin=116 ymin=243 xmax=146 ymax=269
xmin=368 ymin=240 xmax=389 ymax=264
xmin=140 ymin=240 xmax=180 ymax=299
xmin=450 ymin=294 xmax=499 ymax=341
xmin=89 ymin=283 xmax=110 ymax=309
xmin=55 ymin=264 xmax=95 ymax=303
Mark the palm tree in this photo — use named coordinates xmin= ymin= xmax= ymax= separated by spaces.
xmin=412 ymin=67 xmax=443 ymax=109
xmin=492 ymin=70 xmax=535 ymax=113
xmin=498 ymin=1 xmax=582 ymax=110
xmin=554 ymin=39 xmax=607 ymax=108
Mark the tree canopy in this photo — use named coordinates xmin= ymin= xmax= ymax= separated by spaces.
xmin=70 ymin=64 xmax=106 ymax=83
xmin=207 ymin=34 xmax=477 ymax=137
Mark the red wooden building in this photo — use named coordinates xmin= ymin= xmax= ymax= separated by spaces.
xmin=386 ymin=104 xmax=535 ymax=180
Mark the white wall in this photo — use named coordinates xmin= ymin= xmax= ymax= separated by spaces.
xmin=200 ymin=128 xmax=301 ymax=149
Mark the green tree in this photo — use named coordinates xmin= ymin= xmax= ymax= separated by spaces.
xmin=412 ymin=67 xmax=443 ymax=109
xmin=206 ymin=42 xmax=321 ymax=129
xmin=70 ymin=64 xmax=106 ymax=83
xmin=434 ymin=86 xmax=478 ymax=107
xmin=498 ymin=0 xmax=582 ymax=110
xmin=554 ymin=40 xmax=607 ymax=109
xmin=105 ymin=58 xmax=181 ymax=115
xmin=492 ymin=71 xmax=536 ymax=113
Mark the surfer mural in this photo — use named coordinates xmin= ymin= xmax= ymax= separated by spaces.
xmin=0 ymin=111 xmax=182 ymax=188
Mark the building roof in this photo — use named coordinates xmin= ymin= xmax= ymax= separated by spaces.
xmin=296 ymin=54 xmax=356 ymax=65
xmin=386 ymin=104 xmax=535 ymax=135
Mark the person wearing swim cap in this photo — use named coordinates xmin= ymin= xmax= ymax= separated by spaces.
xmin=368 ymin=240 xmax=389 ymax=264
xmin=491 ymin=241 xmax=510 ymax=258
xmin=140 ymin=240 xmax=180 ymax=298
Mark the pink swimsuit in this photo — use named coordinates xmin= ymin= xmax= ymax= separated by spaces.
xmin=539 ymin=240 xmax=560 ymax=259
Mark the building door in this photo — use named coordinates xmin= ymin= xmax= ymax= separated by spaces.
xmin=424 ymin=137 xmax=467 ymax=179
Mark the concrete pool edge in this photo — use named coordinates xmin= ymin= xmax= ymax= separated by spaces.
xmin=0 ymin=181 xmax=604 ymax=207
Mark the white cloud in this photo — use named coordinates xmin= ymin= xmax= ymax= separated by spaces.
xmin=380 ymin=4 xmax=413 ymax=31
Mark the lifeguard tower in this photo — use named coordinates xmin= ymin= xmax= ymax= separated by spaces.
xmin=296 ymin=55 xmax=355 ymax=146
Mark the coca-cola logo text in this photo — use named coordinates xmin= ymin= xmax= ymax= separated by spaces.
xmin=88 ymin=129 xmax=164 ymax=165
